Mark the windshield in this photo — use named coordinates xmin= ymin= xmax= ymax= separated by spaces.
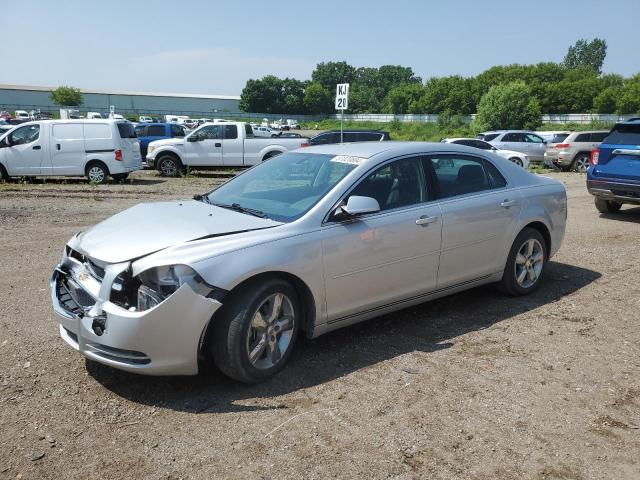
xmin=205 ymin=152 xmax=359 ymax=222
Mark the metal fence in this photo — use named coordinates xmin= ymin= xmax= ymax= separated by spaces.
xmin=1 ymin=103 xmax=637 ymax=124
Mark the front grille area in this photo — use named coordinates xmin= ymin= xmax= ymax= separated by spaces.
xmin=85 ymin=343 xmax=150 ymax=365
xmin=56 ymin=274 xmax=89 ymax=316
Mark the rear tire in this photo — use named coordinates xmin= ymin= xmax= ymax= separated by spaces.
xmin=572 ymin=153 xmax=590 ymax=173
xmin=499 ymin=227 xmax=547 ymax=297
xmin=85 ymin=162 xmax=109 ymax=184
xmin=594 ymin=197 xmax=622 ymax=213
xmin=210 ymin=278 xmax=300 ymax=383
xmin=157 ymin=155 xmax=181 ymax=177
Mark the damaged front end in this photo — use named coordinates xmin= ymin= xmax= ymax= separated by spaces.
xmin=50 ymin=246 xmax=226 ymax=375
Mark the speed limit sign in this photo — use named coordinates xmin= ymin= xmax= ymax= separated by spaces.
xmin=335 ymin=83 xmax=349 ymax=110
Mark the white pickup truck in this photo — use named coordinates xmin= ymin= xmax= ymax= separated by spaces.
xmin=146 ymin=122 xmax=309 ymax=175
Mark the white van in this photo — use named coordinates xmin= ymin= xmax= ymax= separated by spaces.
xmin=0 ymin=120 xmax=141 ymax=184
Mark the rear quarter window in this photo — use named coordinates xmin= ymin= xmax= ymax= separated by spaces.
xmin=83 ymin=124 xmax=112 ymax=139
xmin=602 ymin=124 xmax=640 ymax=145
xmin=116 ymin=122 xmax=136 ymax=139
xmin=575 ymin=133 xmax=590 ymax=142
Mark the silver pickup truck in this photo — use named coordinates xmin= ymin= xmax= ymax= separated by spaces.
xmin=146 ymin=122 xmax=309 ymax=175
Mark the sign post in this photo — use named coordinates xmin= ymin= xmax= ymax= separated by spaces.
xmin=335 ymin=83 xmax=349 ymax=143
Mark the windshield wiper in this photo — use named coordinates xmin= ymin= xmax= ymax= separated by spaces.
xmin=193 ymin=194 xmax=212 ymax=204
xmin=210 ymin=201 xmax=269 ymax=219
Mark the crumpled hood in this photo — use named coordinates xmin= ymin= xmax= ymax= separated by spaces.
xmin=70 ymin=200 xmax=283 ymax=263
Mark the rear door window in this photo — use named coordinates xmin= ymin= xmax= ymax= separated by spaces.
xmin=357 ymin=132 xmax=382 ymax=142
xmin=171 ymin=124 xmax=185 ymax=137
xmin=147 ymin=125 xmax=166 ymax=136
xmin=590 ymin=132 xmax=608 ymax=142
xmin=134 ymin=125 xmax=147 ymax=137
xmin=116 ymin=122 xmax=136 ymax=138
xmin=426 ymin=155 xmax=506 ymax=199
xmin=342 ymin=132 xmax=359 ymax=142
xmin=245 ymin=124 xmax=254 ymax=138
xmin=602 ymin=124 xmax=640 ymax=145
xmin=503 ymin=133 xmax=525 ymax=142
xmin=224 ymin=125 xmax=238 ymax=139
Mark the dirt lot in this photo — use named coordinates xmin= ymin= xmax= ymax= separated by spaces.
xmin=0 ymin=171 xmax=639 ymax=480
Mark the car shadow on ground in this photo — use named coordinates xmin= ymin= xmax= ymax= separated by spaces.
xmin=599 ymin=205 xmax=640 ymax=223
xmin=87 ymin=260 xmax=601 ymax=414
xmin=2 ymin=177 xmax=167 ymax=186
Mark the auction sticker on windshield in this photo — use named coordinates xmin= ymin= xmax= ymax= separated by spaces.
xmin=330 ymin=155 xmax=364 ymax=165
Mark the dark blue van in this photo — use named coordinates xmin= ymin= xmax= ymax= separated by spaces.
xmin=587 ymin=120 xmax=640 ymax=213
xmin=134 ymin=123 xmax=188 ymax=160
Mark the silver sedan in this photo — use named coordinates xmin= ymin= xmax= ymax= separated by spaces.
xmin=51 ymin=142 xmax=567 ymax=383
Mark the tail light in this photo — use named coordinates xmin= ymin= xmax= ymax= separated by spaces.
xmin=555 ymin=143 xmax=570 ymax=149
xmin=300 ymin=141 xmax=309 ymax=147
xmin=114 ymin=149 xmax=123 ymax=161
xmin=590 ymin=148 xmax=599 ymax=165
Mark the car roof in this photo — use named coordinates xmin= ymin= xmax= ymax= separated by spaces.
xmin=320 ymin=129 xmax=389 ymax=134
xmin=301 ymin=141 xmax=489 ymax=160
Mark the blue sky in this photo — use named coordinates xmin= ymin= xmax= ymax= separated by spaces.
xmin=2 ymin=0 xmax=638 ymax=95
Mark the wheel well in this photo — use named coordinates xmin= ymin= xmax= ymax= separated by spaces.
xmin=228 ymin=271 xmax=316 ymax=337
xmin=85 ymin=160 xmax=109 ymax=175
xmin=523 ymin=221 xmax=551 ymax=258
xmin=262 ymin=151 xmax=281 ymax=161
xmin=573 ymin=151 xmax=591 ymax=162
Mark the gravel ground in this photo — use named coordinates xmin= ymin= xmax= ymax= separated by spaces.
xmin=0 ymin=170 xmax=639 ymax=480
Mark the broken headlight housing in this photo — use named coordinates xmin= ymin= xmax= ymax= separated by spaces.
xmin=135 ymin=265 xmax=206 ymax=311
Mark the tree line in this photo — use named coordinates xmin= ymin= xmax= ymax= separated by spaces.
xmin=239 ymin=39 xmax=640 ymax=116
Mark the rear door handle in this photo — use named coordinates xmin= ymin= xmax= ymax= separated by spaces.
xmin=56 ymin=143 xmax=61 ymax=150
xmin=32 ymin=145 xmax=41 ymax=150
xmin=500 ymin=199 xmax=517 ymax=208
xmin=415 ymin=215 xmax=438 ymax=226
xmin=214 ymin=142 xmax=222 ymax=147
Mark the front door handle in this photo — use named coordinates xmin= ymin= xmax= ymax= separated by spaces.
xmin=32 ymin=145 xmax=41 ymax=150
xmin=415 ymin=215 xmax=438 ymax=226
xmin=56 ymin=143 xmax=61 ymax=150
xmin=214 ymin=142 xmax=222 ymax=147
xmin=500 ymin=199 xmax=517 ymax=208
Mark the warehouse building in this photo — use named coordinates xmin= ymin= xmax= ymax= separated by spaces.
xmin=0 ymin=84 xmax=240 ymax=117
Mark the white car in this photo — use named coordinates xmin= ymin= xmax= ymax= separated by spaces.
xmin=14 ymin=110 xmax=30 ymax=121
xmin=0 ymin=119 xmax=141 ymax=183
xmin=253 ymin=126 xmax=280 ymax=138
xmin=477 ymin=131 xmax=546 ymax=164
xmin=139 ymin=116 xmax=153 ymax=123
xmin=442 ymin=138 xmax=530 ymax=169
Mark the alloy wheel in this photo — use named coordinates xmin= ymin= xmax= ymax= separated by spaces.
xmin=87 ymin=166 xmax=105 ymax=183
xmin=160 ymin=158 xmax=177 ymax=176
xmin=574 ymin=155 xmax=589 ymax=173
xmin=246 ymin=292 xmax=295 ymax=369
xmin=515 ymin=238 xmax=544 ymax=288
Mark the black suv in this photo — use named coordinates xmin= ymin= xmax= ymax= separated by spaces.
xmin=309 ymin=129 xmax=391 ymax=145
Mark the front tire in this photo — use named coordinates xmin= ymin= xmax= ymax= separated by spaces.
xmin=157 ymin=155 xmax=181 ymax=177
xmin=594 ymin=197 xmax=622 ymax=213
xmin=499 ymin=227 xmax=547 ymax=296
xmin=211 ymin=278 xmax=300 ymax=383
xmin=0 ymin=165 xmax=9 ymax=182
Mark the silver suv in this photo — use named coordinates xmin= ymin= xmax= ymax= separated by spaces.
xmin=544 ymin=130 xmax=609 ymax=173
xmin=477 ymin=131 xmax=546 ymax=164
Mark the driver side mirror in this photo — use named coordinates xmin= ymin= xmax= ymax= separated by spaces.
xmin=334 ymin=195 xmax=381 ymax=220
xmin=0 ymin=136 xmax=11 ymax=148
xmin=491 ymin=146 xmax=498 ymax=151
xmin=187 ymin=134 xmax=200 ymax=142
